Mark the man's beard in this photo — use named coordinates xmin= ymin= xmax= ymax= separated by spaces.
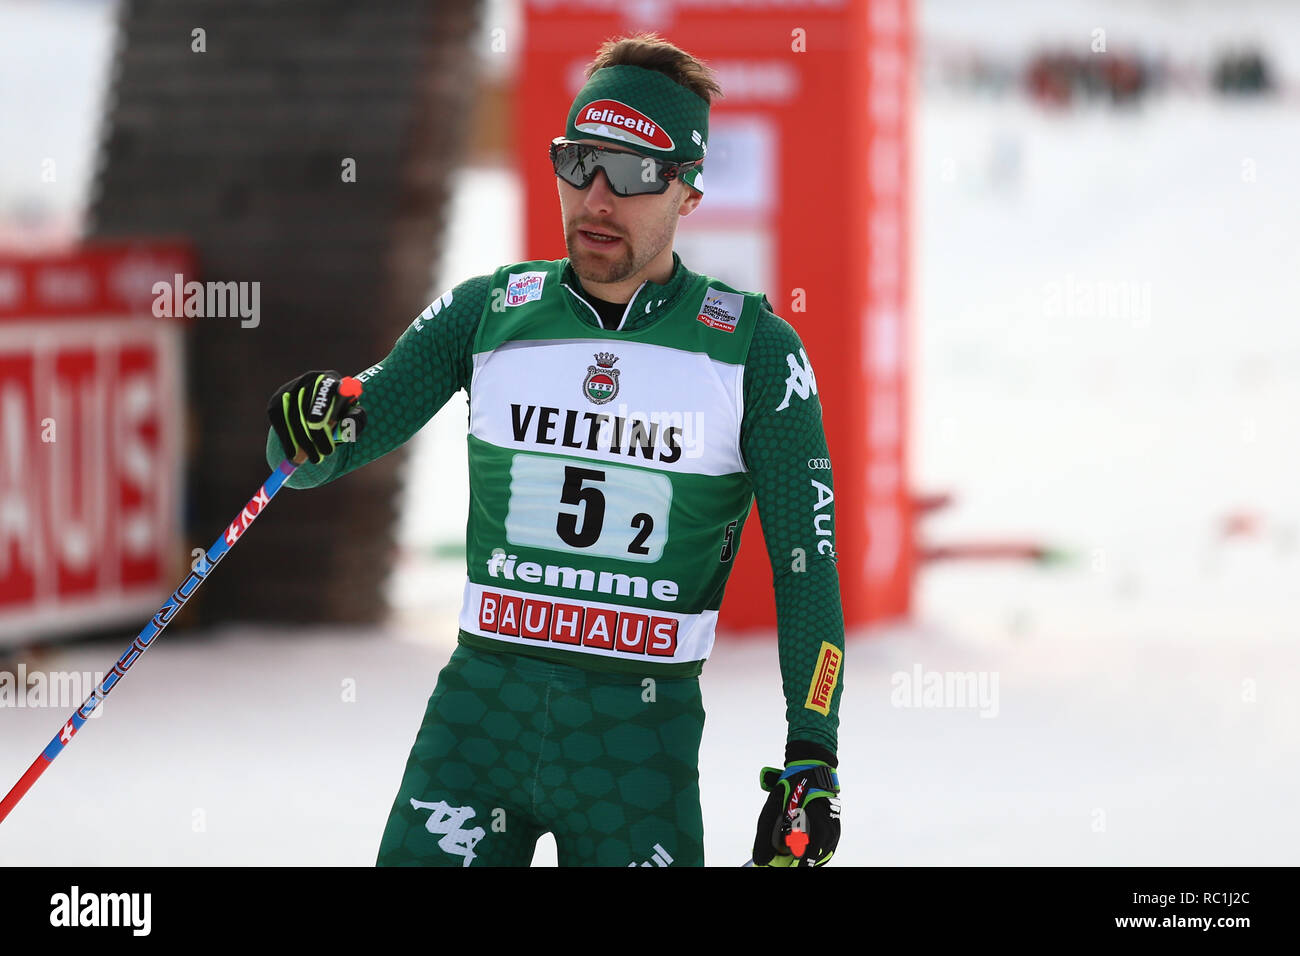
xmin=566 ymin=227 xmax=638 ymax=284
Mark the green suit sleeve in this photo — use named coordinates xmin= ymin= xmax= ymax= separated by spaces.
xmin=265 ymin=276 xmax=490 ymax=488
xmin=739 ymin=305 xmax=844 ymax=756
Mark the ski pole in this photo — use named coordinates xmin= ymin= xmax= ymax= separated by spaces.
xmin=0 ymin=376 xmax=362 ymax=825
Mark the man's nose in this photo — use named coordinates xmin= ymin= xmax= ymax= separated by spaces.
xmin=584 ymin=168 xmax=618 ymax=210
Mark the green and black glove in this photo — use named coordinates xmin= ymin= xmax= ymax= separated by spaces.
xmin=267 ymin=370 xmax=366 ymax=464
xmin=752 ymin=741 xmax=840 ymax=867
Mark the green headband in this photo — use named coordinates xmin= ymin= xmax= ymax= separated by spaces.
xmin=565 ymin=64 xmax=710 ymax=193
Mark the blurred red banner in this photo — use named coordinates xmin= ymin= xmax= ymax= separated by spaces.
xmin=0 ymin=242 xmax=191 ymax=646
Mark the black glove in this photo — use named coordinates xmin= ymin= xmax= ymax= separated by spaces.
xmin=751 ymin=740 xmax=841 ymax=867
xmin=268 ymin=370 xmax=366 ymax=464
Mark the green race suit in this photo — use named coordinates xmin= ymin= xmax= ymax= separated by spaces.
xmin=268 ymin=252 xmax=844 ymax=865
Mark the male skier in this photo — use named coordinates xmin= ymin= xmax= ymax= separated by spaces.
xmin=265 ymin=33 xmax=843 ymax=867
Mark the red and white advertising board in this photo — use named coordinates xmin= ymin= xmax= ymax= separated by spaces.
xmin=0 ymin=243 xmax=191 ymax=647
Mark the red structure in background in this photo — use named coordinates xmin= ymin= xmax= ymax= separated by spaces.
xmin=0 ymin=242 xmax=192 ymax=647
xmin=517 ymin=1 xmax=916 ymax=631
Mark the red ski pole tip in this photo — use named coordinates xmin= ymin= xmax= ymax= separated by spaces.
xmin=338 ymin=376 xmax=363 ymax=399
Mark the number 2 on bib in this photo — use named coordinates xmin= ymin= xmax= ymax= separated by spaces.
xmin=505 ymin=454 xmax=672 ymax=562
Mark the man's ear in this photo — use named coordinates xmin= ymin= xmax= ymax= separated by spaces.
xmin=679 ymin=182 xmax=703 ymax=216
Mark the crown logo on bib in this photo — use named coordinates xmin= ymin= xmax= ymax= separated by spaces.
xmin=583 ymin=352 xmax=621 ymax=404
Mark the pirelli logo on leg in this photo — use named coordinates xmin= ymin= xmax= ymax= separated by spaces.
xmin=804 ymin=641 xmax=842 ymax=715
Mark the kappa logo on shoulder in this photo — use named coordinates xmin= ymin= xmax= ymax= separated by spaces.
xmin=505 ymin=271 xmax=546 ymax=307
xmin=775 ymin=348 xmax=818 ymax=411
xmin=696 ymin=287 xmax=744 ymax=333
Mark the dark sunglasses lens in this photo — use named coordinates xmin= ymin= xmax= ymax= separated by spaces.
xmin=553 ymin=143 xmax=667 ymax=196
xmin=605 ymin=152 xmax=665 ymax=196
xmin=553 ymin=143 xmax=596 ymax=188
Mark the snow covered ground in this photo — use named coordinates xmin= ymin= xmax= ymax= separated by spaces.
xmin=1 ymin=614 xmax=1295 ymax=865
xmin=2 ymin=0 xmax=1298 ymax=865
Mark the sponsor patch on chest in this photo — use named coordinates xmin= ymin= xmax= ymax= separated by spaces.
xmin=505 ymin=271 xmax=547 ymax=307
xmin=696 ymin=287 xmax=744 ymax=332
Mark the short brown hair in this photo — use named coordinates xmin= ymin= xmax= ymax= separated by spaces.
xmin=585 ymin=32 xmax=724 ymax=105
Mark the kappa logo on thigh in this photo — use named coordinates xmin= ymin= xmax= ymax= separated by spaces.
xmin=410 ymin=798 xmax=487 ymax=867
